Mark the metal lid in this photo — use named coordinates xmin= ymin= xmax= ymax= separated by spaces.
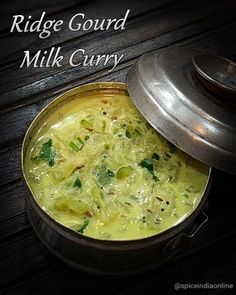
xmin=126 ymin=47 xmax=236 ymax=174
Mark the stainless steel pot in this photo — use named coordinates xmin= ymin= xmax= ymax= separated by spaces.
xmin=21 ymin=82 xmax=212 ymax=275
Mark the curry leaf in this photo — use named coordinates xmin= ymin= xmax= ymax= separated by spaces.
xmin=38 ymin=139 xmax=55 ymax=166
xmin=73 ymin=177 xmax=82 ymax=188
xmin=139 ymin=158 xmax=158 ymax=182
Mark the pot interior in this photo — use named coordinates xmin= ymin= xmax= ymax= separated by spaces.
xmin=22 ymin=82 xmax=211 ymax=243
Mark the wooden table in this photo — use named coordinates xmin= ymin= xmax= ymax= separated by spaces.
xmin=1 ymin=0 xmax=236 ymax=294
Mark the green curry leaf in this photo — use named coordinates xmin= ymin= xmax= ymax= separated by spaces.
xmin=38 ymin=139 xmax=55 ymax=166
xmin=139 ymin=158 xmax=158 ymax=182
xmin=73 ymin=177 xmax=82 ymax=188
xmin=98 ymin=165 xmax=115 ymax=186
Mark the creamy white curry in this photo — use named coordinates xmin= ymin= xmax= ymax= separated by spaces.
xmin=25 ymin=92 xmax=209 ymax=240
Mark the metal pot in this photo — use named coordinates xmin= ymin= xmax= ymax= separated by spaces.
xmin=21 ymin=82 xmax=212 ymax=276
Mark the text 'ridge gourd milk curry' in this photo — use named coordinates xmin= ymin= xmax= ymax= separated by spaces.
xmin=25 ymin=90 xmax=209 ymax=240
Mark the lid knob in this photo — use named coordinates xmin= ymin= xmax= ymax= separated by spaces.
xmin=192 ymin=54 xmax=236 ymax=104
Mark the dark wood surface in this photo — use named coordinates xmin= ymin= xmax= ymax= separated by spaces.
xmin=0 ymin=0 xmax=236 ymax=294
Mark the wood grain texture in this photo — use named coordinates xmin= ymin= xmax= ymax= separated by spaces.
xmin=0 ymin=0 xmax=236 ymax=293
xmin=0 ymin=0 xmax=173 ymax=67
xmin=0 ymin=0 xmax=92 ymax=33
xmin=1 ymin=7 xmax=236 ymax=110
xmin=1 ymin=1 xmax=235 ymax=94
xmin=1 ymin=20 xmax=236 ymax=148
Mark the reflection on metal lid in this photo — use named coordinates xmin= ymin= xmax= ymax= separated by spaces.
xmin=126 ymin=47 xmax=236 ymax=174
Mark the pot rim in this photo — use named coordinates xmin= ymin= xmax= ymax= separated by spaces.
xmin=21 ymin=82 xmax=212 ymax=250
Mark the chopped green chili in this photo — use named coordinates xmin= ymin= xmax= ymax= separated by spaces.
xmin=81 ymin=119 xmax=93 ymax=131
xmin=69 ymin=141 xmax=80 ymax=152
xmin=116 ymin=166 xmax=134 ymax=179
xmin=69 ymin=137 xmax=84 ymax=152
xmin=78 ymin=218 xmax=89 ymax=233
